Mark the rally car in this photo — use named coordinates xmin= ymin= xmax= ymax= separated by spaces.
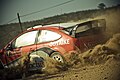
xmin=0 ymin=19 xmax=106 ymax=69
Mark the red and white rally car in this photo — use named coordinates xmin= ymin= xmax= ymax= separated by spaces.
xmin=0 ymin=19 xmax=106 ymax=69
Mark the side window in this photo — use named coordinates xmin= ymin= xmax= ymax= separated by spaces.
xmin=37 ymin=30 xmax=61 ymax=43
xmin=14 ymin=31 xmax=38 ymax=47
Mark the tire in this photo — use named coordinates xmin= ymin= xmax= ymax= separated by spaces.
xmin=28 ymin=50 xmax=49 ymax=71
xmin=50 ymin=52 xmax=64 ymax=63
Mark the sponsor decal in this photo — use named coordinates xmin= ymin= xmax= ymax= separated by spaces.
xmin=49 ymin=39 xmax=70 ymax=47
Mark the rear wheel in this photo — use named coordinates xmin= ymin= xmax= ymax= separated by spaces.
xmin=50 ymin=52 xmax=64 ymax=63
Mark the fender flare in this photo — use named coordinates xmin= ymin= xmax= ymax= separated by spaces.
xmin=36 ymin=47 xmax=56 ymax=56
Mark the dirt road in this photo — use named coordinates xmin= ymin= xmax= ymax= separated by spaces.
xmin=27 ymin=59 xmax=120 ymax=80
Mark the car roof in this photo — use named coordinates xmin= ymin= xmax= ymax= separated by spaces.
xmin=26 ymin=26 xmax=63 ymax=32
xmin=44 ymin=23 xmax=79 ymax=28
xmin=27 ymin=22 xmax=79 ymax=30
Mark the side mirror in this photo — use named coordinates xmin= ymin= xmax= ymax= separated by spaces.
xmin=0 ymin=49 xmax=4 ymax=55
xmin=6 ymin=43 xmax=13 ymax=51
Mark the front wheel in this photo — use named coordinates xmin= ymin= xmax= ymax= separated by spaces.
xmin=50 ymin=52 xmax=64 ymax=63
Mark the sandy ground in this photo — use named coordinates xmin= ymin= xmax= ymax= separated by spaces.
xmin=27 ymin=60 xmax=120 ymax=80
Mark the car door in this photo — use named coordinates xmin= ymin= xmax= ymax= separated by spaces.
xmin=5 ymin=30 xmax=39 ymax=66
